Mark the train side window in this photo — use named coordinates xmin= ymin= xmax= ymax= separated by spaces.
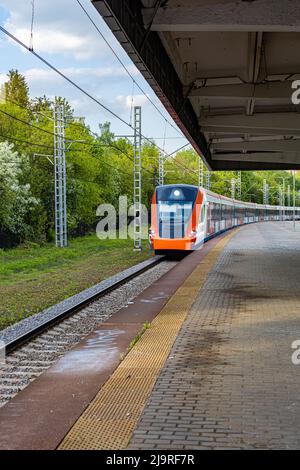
xmin=200 ymin=204 xmax=206 ymax=222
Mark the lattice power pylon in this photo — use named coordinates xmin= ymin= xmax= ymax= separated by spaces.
xmin=198 ymin=158 xmax=204 ymax=187
xmin=158 ymin=152 xmax=164 ymax=186
xmin=133 ymin=106 xmax=142 ymax=251
xmin=231 ymin=178 xmax=236 ymax=199
xmin=205 ymin=170 xmax=211 ymax=190
xmin=237 ymin=171 xmax=242 ymax=200
xmin=54 ymin=104 xmax=67 ymax=247
xmin=263 ymin=179 xmax=268 ymax=204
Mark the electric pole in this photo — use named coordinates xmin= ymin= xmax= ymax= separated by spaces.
xmin=231 ymin=178 xmax=236 ymax=199
xmin=54 ymin=104 xmax=67 ymax=247
xmin=237 ymin=171 xmax=242 ymax=200
xmin=205 ymin=170 xmax=211 ymax=190
xmin=158 ymin=152 xmax=164 ymax=186
xmin=198 ymin=158 xmax=204 ymax=187
xmin=263 ymin=179 xmax=269 ymax=204
xmin=133 ymin=106 xmax=142 ymax=251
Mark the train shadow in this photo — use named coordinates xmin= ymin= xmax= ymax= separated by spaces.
xmin=155 ymin=250 xmax=192 ymax=261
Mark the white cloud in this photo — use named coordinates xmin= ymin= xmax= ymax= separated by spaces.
xmin=0 ymin=74 xmax=7 ymax=85
xmin=116 ymin=94 xmax=149 ymax=111
xmin=1 ymin=0 xmax=113 ymax=60
xmin=0 ymin=1 xmax=181 ymax=141
xmin=11 ymin=28 xmax=95 ymax=60
xmin=23 ymin=65 xmax=139 ymax=83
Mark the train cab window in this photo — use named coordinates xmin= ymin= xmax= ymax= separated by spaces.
xmin=156 ymin=186 xmax=199 ymax=238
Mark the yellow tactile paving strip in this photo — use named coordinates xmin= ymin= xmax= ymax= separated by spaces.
xmin=58 ymin=230 xmax=239 ymax=450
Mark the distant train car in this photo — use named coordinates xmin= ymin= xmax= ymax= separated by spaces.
xmin=149 ymin=184 xmax=300 ymax=254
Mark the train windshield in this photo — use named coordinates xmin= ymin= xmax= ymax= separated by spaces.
xmin=156 ymin=186 xmax=198 ymax=238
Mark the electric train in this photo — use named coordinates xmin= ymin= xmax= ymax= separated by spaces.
xmin=149 ymin=184 xmax=300 ymax=254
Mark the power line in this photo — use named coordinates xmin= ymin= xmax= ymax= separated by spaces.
xmin=2 ymin=99 xmax=103 ymax=147
xmin=0 ymin=24 xmax=132 ymax=128
xmin=2 ymin=98 xmax=156 ymax=175
xmin=1 ymin=103 xmax=193 ymax=180
xmin=169 ymin=142 xmax=191 ymax=157
xmin=29 ymin=0 xmax=35 ymax=51
xmin=76 ymin=0 xmax=184 ymax=138
xmin=69 ymin=121 xmax=155 ymax=176
xmin=0 ymin=107 xmax=57 ymax=138
xmin=0 ymin=25 xmax=191 ymax=172
xmin=0 ymin=123 xmax=196 ymax=184
xmin=0 ymin=128 xmax=156 ymax=181
xmin=0 ymin=131 xmax=55 ymax=150
xmin=0 ymin=25 xmax=196 ymax=180
xmin=5 ymin=96 xmax=53 ymax=117
xmin=0 ymin=130 xmax=138 ymax=179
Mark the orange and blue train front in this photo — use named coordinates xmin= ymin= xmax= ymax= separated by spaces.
xmin=149 ymin=184 xmax=204 ymax=253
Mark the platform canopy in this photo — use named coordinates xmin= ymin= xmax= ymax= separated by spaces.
xmin=93 ymin=0 xmax=300 ymax=170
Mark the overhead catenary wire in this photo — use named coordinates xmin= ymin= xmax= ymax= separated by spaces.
xmin=0 ymin=25 xmax=189 ymax=164
xmin=0 ymin=24 xmax=133 ymax=128
xmin=29 ymin=0 xmax=35 ymax=51
xmin=0 ymin=130 xmax=150 ymax=179
xmin=0 ymin=25 xmax=196 ymax=180
xmin=0 ymin=107 xmax=60 ymax=138
xmin=75 ymin=0 xmax=184 ymax=138
xmin=0 ymin=125 xmax=157 ymax=179
xmin=0 ymin=104 xmax=156 ymax=177
xmin=0 ymin=130 xmax=56 ymax=150
xmin=129 ymin=80 xmax=135 ymax=126
xmin=1 ymin=100 xmax=194 ymax=180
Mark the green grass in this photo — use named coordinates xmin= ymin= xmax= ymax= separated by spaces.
xmin=0 ymin=235 xmax=151 ymax=330
xmin=128 ymin=322 xmax=151 ymax=352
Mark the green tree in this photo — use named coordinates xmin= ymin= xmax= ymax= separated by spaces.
xmin=0 ymin=141 xmax=39 ymax=247
xmin=4 ymin=69 xmax=29 ymax=108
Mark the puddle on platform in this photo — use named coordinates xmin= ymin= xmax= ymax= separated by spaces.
xmin=50 ymin=328 xmax=125 ymax=374
xmin=140 ymin=291 xmax=168 ymax=303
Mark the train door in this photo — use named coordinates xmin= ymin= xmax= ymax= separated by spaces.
xmin=196 ymin=203 xmax=207 ymax=245
xmin=215 ymin=203 xmax=220 ymax=233
xmin=206 ymin=202 xmax=214 ymax=238
xmin=233 ymin=205 xmax=237 ymax=226
xmin=220 ymin=204 xmax=225 ymax=231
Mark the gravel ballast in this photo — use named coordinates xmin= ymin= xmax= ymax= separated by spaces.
xmin=0 ymin=260 xmax=176 ymax=408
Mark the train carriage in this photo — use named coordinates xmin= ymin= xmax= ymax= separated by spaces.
xmin=149 ymin=184 xmax=300 ymax=254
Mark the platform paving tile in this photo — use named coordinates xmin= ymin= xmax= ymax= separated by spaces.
xmin=128 ymin=223 xmax=300 ymax=450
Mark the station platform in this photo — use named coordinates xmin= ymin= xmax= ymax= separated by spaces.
xmin=128 ymin=221 xmax=300 ymax=450
xmin=1 ymin=222 xmax=300 ymax=450
xmin=59 ymin=221 xmax=300 ymax=450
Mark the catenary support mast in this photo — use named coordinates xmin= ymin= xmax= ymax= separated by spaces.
xmin=54 ymin=104 xmax=67 ymax=247
xmin=133 ymin=106 xmax=142 ymax=250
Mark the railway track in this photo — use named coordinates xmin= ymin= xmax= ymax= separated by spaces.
xmin=0 ymin=256 xmax=177 ymax=408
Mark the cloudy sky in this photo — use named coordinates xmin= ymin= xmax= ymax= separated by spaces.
xmin=0 ymin=0 xmax=188 ymax=152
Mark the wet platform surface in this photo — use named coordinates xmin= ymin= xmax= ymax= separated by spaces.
xmin=129 ymin=222 xmax=300 ymax=450
xmin=0 ymin=232 xmax=227 ymax=450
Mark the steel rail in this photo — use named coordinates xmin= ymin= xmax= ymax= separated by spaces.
xmin=3 ymin=255 xmax=165 ymax=354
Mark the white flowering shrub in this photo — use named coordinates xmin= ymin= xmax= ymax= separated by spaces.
xmin=0 ymin=141 xmax=39 ymax=243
